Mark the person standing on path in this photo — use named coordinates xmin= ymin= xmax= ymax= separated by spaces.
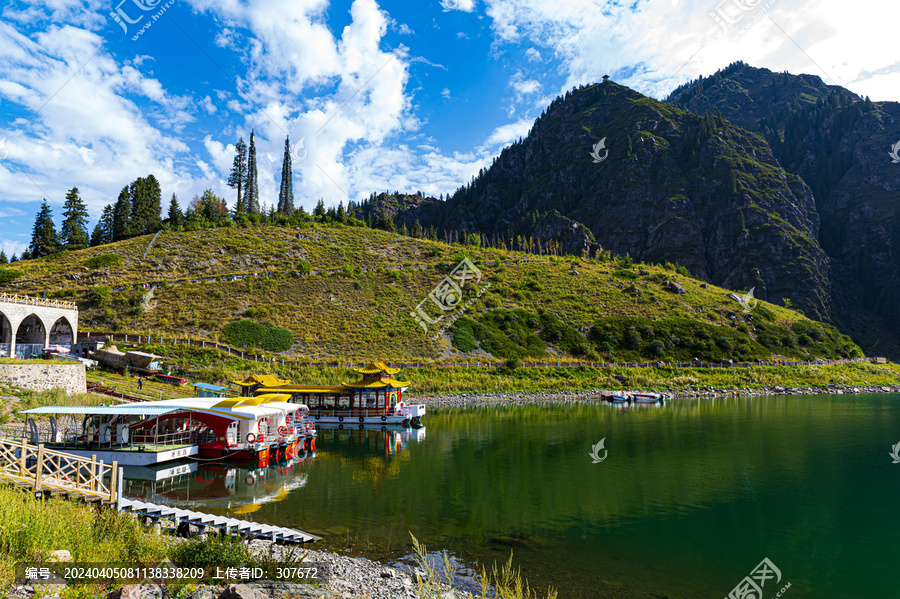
xmin=138 ymin=377 xmax=143 ymax=391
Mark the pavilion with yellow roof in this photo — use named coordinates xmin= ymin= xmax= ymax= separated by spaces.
xmin=234 ymin=362 xmax=421 ymax=426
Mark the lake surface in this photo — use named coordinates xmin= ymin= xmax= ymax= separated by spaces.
xmin=125 ymin=395 xmax=900 ymax=598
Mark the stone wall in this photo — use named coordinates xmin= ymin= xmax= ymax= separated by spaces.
xmin=0 ymin=363 xmax=86 ymax=395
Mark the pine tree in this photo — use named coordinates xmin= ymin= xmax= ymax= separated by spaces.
xmin=313 ymin=199 xmax=326 ymax=219
xmin=29 ymin=200 xmax=59 ymax=257
xmin=0 ymin=250 xmax=7 ymax=264
xmin=228 ymin=137 xmax=248 ymax=214
xmin=245 ymin=130 xmax=260 ymax=214
xmin=411 ymin=220 xmax=423 ymax=238
xmin=130 ymin=175 xmax=162 ymax=235
xmin=167 ymin=194 xmax=183 ymax=227
xmin=277 ymin=136 xmax=294 ymax=215
xmin=112 ymin=186 xmax=133 ymax=241
xmin=60 ymin=187 xmax=90 ymax=250
xmin=99 ymin=205 xmax=115 ymax=245
xmin=89 ymin=223 xmax=104 ymax=247
xmin=336 ymin=201 xmax=345 ymax=223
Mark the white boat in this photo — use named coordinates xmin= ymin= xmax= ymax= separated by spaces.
xmin=630 ymin=391 xmax=665 ymax=404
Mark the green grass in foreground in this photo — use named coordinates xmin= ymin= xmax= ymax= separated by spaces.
xmin=0 ymin=484 xmax=168 ymax=593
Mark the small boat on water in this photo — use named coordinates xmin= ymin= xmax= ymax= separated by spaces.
xmin=20 ymin=394 xmax=317 ymax=467
xmin=235 ymin=362 xmax=426 ymax=428
xmin=630 ymin=391 xmax=665 ymax=404
xmin=600 ymin=391 xmax=632 ymax=404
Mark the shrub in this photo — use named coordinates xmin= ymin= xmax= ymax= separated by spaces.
xmin=297 ymin=260 xmax=311 ymax=275
xmin=0 ymin=269 xmax=22 ymax=285
xmin=170 ymin=534 xmax=253 ymax=569
xmin=84 ymin=254 xmax=122 ymax=269
xmin=222 ymin=320 xmax=293 ymax=352
xmin=648 ymin=340 xmax=666 ymax=356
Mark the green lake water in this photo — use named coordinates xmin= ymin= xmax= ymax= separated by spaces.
xmin=128 ymin=394 xmax=900 ymax=598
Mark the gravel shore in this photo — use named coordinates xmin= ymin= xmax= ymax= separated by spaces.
xmin=410 ymin=383 xmax=900 ymax=408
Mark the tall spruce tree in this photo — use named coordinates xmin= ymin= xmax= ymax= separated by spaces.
xmin=130 ymin=175 xmax=162 ymax=235
xmin=98 ymin=205 xmax=115 ymax=245
xmin=0 ymin=250 xmax=7 ymax=264
xmin=89 ymin=223 xmax=104 ymax=247
xmin=29 ymin=200 xmax=59 ymax=257
xmin=60 ymin=186 xmax=89 ymax=250
xmin=228 ymin=137 xmax=247 ymax=214
xmin=277 ymin=136 xmax=294 ymax=215
xmin=244 ymin=130 xmax=260 ymax=214
xmin=167 ymin=193 xmax=184 ymax=227
xmin=112 ymin=186 xmax=133 ymax=241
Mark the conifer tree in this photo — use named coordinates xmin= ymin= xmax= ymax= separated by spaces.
xmin=129 ymin=175 xmax=162 ymax=235
xmin=89 ymin=223 xmax=104 ymax=247
xmin=277 ymin=136 xmax=294 ymax=215
xmin=29 ymin=200 xmax=59 ymax=257
xmin=112 ymin=186 xmax=133 ymax=241
xmin=98 ymin=205 xmax=115 ymax=245
xmin=244 ymin=130 xmax=260 ymax=214
xmin=60 ymin=187 xmax=90 ymax=250
xmin=313 ymin=199 xmax=326 ymax=219
xmin=336 ymin=201 xmax=345 ymax=223
xmin=228 ymin=137 xmax=247 ymax=214
xmin=0 ymin=250 xmax=7 ymax=264
xmin=167 ymin=194 xmax=184 ymax=227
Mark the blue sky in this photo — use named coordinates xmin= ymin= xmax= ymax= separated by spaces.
xmin=1 ymin=0 xmax=898 ymax=258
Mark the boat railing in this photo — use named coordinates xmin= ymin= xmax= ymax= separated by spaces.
xmin=310 ymin=407 xmax=397 ymax=418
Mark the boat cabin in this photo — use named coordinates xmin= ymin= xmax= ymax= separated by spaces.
xmin=235 ymin=362 xmax=425 ymax=426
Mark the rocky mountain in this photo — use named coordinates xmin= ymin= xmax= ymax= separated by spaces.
xmin=392 ymin=80 xmax=834 ymax=323
xmin=668 ymin=62 xmax=900 ymax=358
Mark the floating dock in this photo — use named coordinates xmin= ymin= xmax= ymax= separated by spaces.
xmin=118 ymin=497 xmax=319 ymax=544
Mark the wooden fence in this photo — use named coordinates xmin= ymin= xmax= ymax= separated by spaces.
xmin=0 ymin=292 xmax=78 ymax=311
xmin=81 ymin=331 xmax=867 ymax=371
xmin=0 ymin=438 xmax=117 ymax=503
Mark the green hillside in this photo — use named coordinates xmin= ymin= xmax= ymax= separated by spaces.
xmin=2 ymin=222 xmax=860 ymax=362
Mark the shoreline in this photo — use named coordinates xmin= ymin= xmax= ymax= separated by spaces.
xmin=411 ymin=383 xmax=900 ymax=408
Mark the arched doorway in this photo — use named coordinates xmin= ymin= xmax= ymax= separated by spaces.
xmin=49 ymin=317 xmax=74 ymax=346
xmin=0 ymin=311 xmax=11 ymax=357
xmin=16 ymin=314 xmax=46 ymax=358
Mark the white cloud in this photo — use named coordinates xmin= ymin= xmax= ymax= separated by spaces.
xmin=481 ymin=117 xmax=533 ymax=149
xmin=481 ymin=0 xmax=900 ymax=101
xmin=441 ymin=87 xmax=451 ymax=100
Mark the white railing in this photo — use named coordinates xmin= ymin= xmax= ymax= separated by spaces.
xmin=0 ymin=293 xmax=78 ymax=311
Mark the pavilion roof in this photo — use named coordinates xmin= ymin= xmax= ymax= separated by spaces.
xmin=341 ymin=377 xmax=409 ymax=389
xmin=232 ymin=374 xmax=290 ymax=387
xmin=351 ymin=361 xmax=400 ymax=375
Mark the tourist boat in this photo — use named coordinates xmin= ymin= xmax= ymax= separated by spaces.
xmin=234 ymin=362 xmax=426 ymax=428
xmin=20 ymin=394 xmax=317 ymax=467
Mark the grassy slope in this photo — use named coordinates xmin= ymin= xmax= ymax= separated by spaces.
xmin=5 ymin=223 xmax=858 ymax=362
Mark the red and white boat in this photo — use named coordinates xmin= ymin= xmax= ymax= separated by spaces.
xmin=22 ymin=394 xmax=316 ymax=467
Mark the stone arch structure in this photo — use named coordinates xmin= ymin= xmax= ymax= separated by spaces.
xmin=16 ymin=313 xmax=47 ymax=345
xmin=0 ymin=296 xmax=78 ymax=358
xmin=0 ymin=309 xmax=11 ymax=356
xmin=49 ymin=316 xmax=74 ymax=345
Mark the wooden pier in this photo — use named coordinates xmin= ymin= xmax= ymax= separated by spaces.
xmin=0 ymin=437 xmax=319 ymax=544
xmin=119 ymin=497 xmax=319 ymax=544
xmin=0 ymin=437 xmax=118 ymax=502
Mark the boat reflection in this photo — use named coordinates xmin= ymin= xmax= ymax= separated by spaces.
xmin=314 ymin=423 xmax=426 ymax=457
xmin=121 ymin=451 xmax=316 ymax=512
